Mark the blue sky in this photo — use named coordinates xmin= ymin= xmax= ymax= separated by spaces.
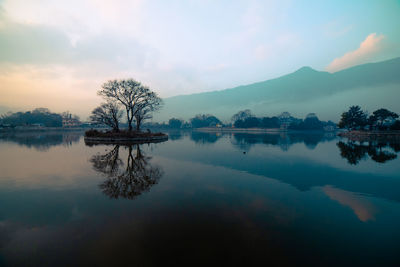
xmin=0 ymin=0 xmax=399 ymax=118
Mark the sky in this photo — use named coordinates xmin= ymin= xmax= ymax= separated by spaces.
xmin=0 ymin=0 xmax=399 ymax=119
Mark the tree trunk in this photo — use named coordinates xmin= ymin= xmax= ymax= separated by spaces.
xmin=125 ymin=107 xmax=133 ymax=132
xmin=113 ymin=116 xmax=119 ymax=132
xmin=136 ymin=145 xmax=142 ymax=158
xmin=136 ymin=118 xmax=141 ymax=132
xmin=128 ymin=115 xmax=133 ymax=132
xmin=129 ymin=109 xmax=134 ymax=132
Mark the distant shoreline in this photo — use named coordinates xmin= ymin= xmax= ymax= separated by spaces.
xmin=0 ymin=127 xmax=90 ymax=133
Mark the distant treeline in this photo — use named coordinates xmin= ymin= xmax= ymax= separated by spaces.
xmin=338 ymin=106 xmax=400 ymax=131
xmin=143 ymin=114 xmax=221 ymax=129
xmin=146 ymin=107 xmax=400 ymax=131
xmin=0 ymin=108 xmax=80 ymax=128
xmin=144 ymin=110 xmax=336 ymax=131
xmin=230 ymin=110 xmax=336 ymax=131
xmin=4 ymin=106 xmax=399 ymax=131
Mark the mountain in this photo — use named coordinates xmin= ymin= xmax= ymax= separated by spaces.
xmin=155 ymin=57 xmax=400 ymax=122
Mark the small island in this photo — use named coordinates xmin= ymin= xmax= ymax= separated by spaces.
xmin=84 ymin=79 xmax=168 ymax=145
xmin=84 ymin=129 xmax=168 ymax=145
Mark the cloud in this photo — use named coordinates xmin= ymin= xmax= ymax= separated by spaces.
xmin=0 ymin=64 xmax=101 ymax=119
xmin=326 ymin=33 xmax=385 ymax=72
xmin=0 ymin=18 xmax=153 ymax=66
xmin=1 ymin=0 xmax=397 ymax=120
xmin=1 ymin=0 xmax=145 ymax=38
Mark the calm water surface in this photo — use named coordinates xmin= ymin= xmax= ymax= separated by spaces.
xmin=0 ymin=131 xmax=400 ymax=266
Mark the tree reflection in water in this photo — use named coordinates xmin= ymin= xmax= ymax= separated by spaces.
xmin=90 ymin=144 xmax=163 ymax=199
xmin=337 ymin=140 xmax=398 ymax=165
xmin=0 ymin=132 xmax=81 ymax=151
xmin=231 ymin=132 xmax=335 ymax=152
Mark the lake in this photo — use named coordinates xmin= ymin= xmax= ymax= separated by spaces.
xmin=0 ymin=130 xmax=399 ymax=266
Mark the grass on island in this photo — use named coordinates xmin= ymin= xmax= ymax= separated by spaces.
xmin=85 ymin=129 xmax=166 ymax=138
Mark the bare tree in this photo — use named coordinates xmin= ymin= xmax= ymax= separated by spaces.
xmin=90 ymin=101 xmax=123 ymax=132
xmin=134 ymin=91 xmax=163 ymax=131
xmin=98 ymin=79 xmax=162 ymax=132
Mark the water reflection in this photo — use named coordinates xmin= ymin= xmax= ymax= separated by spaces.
xmin=190 ymin=131 xmax=222 ymax=145
xmin=0 ymin=131 xmax=82 ymax=151
xmin=323 ymin=185 xmax=377 ymax=222
xmin=232 ymin=132 xmax=337 ymax=151
xmin=190 ymin=131 xmax=336 ymax=151
xmin=1 ymin=130 xmax=400 ymax=265
xmin=337 ymin=140 xmax=399 ymax=165
xmin=90 ymin=144 xmax=163 ymax=199
xmin=167 ymin=130 xmax=185 ymax=141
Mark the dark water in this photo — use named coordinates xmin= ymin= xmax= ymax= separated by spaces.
xmin=0 ymin=131 xmax=400 ymax=266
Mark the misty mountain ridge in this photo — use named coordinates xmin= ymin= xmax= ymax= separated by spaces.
xmin=156 ymin=57 xmax=400 ymax=122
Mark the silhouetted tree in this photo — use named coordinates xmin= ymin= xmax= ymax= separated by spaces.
xmin=338 ymin=106 xmax=368 ymax=129
xmin=234 ymin=116 xmax=260 ymax=128
xmin=369 ymin=108 xmax=398 ymax=130
xmin=90 ymin=101 xmax=123 ymax=132
xmin=289 ymin=116 xmax=323 ymax=130
xmin=1 ymin=108 xmax=62 ymax=127
xmin=98 ymin=79 xmax=162 ymax=132
xmin=260 ymin=117 xmax=280 ymax=128
xmin=134 ymin=94 xmax=162 ymax=131
xmin=232 ymin=109 xmax=255 ymax=128
xmin=391 ymin=120 xmax=400 ymax=130
xmin=168 ymin=118 xmax=183 ymax=128
xmin=231 ymin=109 xmax=253 ymax=123
xmin=190 ymin=114 xmax=221 ymax=128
